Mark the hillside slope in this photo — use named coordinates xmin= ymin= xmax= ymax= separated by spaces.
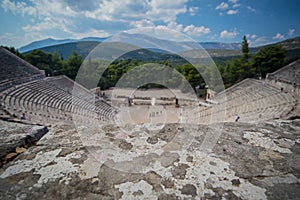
xmin=22 ymin=36 xmax=300 ymax=62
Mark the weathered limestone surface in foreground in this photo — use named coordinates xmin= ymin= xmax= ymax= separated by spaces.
xmin=0 ymin=120 xmax=299 ymax=200
xmin=0 ymin=120 xmax=48 ymax=167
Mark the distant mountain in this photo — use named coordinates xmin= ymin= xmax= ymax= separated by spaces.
xmin=19 ymin=37 xmax=108 ymax=53
xmin=20 ymin=34 xmax=300 ymax=62
xmin=109 ymin=32 xmax=241 ymax=51
xmin=251 ymin=36 xmax=300 ymax=61
xmin=253 ymin=36 xmax=300 ymax=51
xmin=20 ymin=33 xmax=243 ymax=60
xmin=19 ymin=34 xmax=241 ymax=54
xmin=199 ymin=42 xmax=241 ymax=50
xmin=34 ymin=41 xmax=100 ymax=59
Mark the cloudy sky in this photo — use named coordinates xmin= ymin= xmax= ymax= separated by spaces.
xmin=0 ymin=0 xmax=299 ymax=48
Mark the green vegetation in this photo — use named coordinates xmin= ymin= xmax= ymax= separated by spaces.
xmin=218 ymin=36 xmax=287 ymax=88
xmin=251 ymin=45 xmax=286 ymax=78
xmin=4 ymin=47 xmax=83 ymax=78
xmin=2 ymin=36 xmax=296 ymax=94
xmin=33 ymin=41 xmax=99 ymax=60
xmin=241 ymin=35 xmax=250 ymax=60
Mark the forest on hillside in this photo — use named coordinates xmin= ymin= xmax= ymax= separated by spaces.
xmin=3 ymin=35 xmax=295 ymax=96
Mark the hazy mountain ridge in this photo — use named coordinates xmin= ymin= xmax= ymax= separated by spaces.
xmin=19 ymin=35 xmax=242 ymax=54
xmin=34 ymin=41 xmax=100 ymax=60
xmin=19 ymin=35 xmax=300 ymax=62
xmin=19 ymin=37 xmax=108 ymax=53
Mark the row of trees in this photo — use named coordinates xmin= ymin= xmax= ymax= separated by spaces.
xmin=4 ymin=36 xmax=288 ymax=93
xmin=218 ymin=36 xmax=286 ymax=88
xmin=5 ymin=47 xmax=83 ymax=80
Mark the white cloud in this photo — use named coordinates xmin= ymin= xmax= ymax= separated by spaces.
xmin=220 ymin=29 xmax=238 ymax=39
xmin=2 ymin=0 xmax=78 ymax=33
xmin=22 ymin=17 xmax=69 ymax=33
xmin=130 ymin=19 xmax=154 ymax=28
xmin=232 ymin=3 xmax=241 ymax=8
xmin=249 ymin=36 xmax=268 ymax=46
xmin=272 ymin=33 xmax=284 ymax=40
xmin=255 ymin=37 xmax=266 ymax=43
xmin=133 ymin=22 xmax=210 ymax=38
xmin=246 ymin=34 xmax=264 ymax=46
xmin=129 ymin=21 xmax=210 ymax=40
xmin=288 ymin=29 xmax=295 ymax=37
xmin=227 ymin=10 xmax=238 ymax=15
xmin=84 ymin=0 xmax=150 ymax=22
xmin=183 ymin=24 xmax=210 ymax=36
xmin=71 ymin=29 xmax=110 ymax=39
xmin=216 ymin=1 xmax=239 ymax=15
xmin=84 ymin=0 xmax=188 ymax=23
xmin=148 ymin=25 xmax=187 ymax=41
xmin=246 ymin=34 xmax=257 ymax=39
xmin=149 ymin=0 xmax=188 ymax=9
xmin=146 ymin=0 xmax=188 ymax=22
xmin=1 ymin=0 xmax=37 ymax=16
xmin=247 ymin=6 xmax=255 ymax=12
xmin=216 ymin=2 xmax=228 ymax=10
xmin=189 ymin=6 xmax=199 ymax=16
xmin=1 ymin=0 xmax=193 ymax=46
xmin=167 ymin=21 xmax=183 ymax=32
xmin=0 ymin=0 xmax=188 ymax=28
xmin=0 ymin=33 xmax=24 ymax=47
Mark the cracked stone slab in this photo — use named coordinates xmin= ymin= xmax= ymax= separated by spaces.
xmin=0 ymin=120 xmax=47 ymax=166
xmin=0 ymin=119 xmax=299 ymax=199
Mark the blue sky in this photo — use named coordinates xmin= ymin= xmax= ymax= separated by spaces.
xmin=0 ymin=0 xmax=299 ymax=48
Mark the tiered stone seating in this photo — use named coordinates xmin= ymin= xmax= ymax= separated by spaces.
xmin=0 ymin=47 xmax=116 ymax=123
xmin=194 ymin=79 xmax=297 ymax=124
xmin=266 ymin=59 xmax=300 ymax=94
xmin=42 ymin=76 xmax=93 ymax=99
xmin=267 ymin=59 xmax=300 ymax=85
xmin=1 ymin=45 xmax=297 ymax=125
xmin=0 ymin=47 xmax=45 ymax=92
xmin=0 ymin=75 xmax=117 ymax=124
xmin=0 ymin=47 xmax=44 ymax=83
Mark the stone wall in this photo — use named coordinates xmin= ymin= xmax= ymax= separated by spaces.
xmin=266 ymin=59 xmax=300 ymax=94
xmin=0 ymin=47 xmax=44 ymax=82
xmin=0 ymin=74 xmax=45 ymax=93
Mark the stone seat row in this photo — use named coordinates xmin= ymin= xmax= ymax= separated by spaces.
xmin=39 ymin=76 xmax=117 ymax=118
xmin=267 ymin=59 xmax=300 ymax=85
xmin=0 ymin=78 xmax=117 ymax=123
xmin=194 ymin=79 xmax=296 ymax=124
xmin=0 ymin=47 xmax=43 ymax=82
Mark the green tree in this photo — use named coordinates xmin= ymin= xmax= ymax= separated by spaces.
xmin=251 ymin=45 xmax=286 ymax=78
xmin=241 ymin=35 xmax=249 ymax=60
xmin=36 ymin=63 xmax=51 ymax=75
xmin=51 ymin=51 xmax=63 ymax=75
xmin=220 ymin=36 xmax=256 ymax=87
xmin=60 ymin=51 xmax=83 ymax=79
xmin=177 ymin=63 xmax=204 ymax=90
xmin=3 ymin=46 xmax=24 ymax=59
xmin=24 ymin=49 xmax=52 ymax=75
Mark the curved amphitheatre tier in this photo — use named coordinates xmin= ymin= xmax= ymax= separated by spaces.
xmin=0 ymin=48 xmax=44 ymax=82
xmin=202 ymin=78 xmax=297 ymax=123
xmin=265 ymin=59 xmax=300 ymax=118
xmin=0 ymin=47 xmax=116 ymax=125
xmin=267 ymin=59 xmax=300 ymax=86
xmin=102 ymin=59 xmax=300 ymax=125
xmin=109 ymin=77 xmax=298 ymax=125
xmin=0 ymin=46 xmax=299 ymax=126
xmin=0 ymin=77 xmax=116 ymax=124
